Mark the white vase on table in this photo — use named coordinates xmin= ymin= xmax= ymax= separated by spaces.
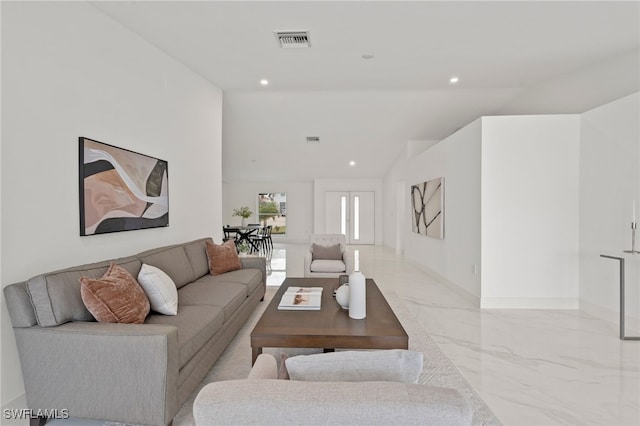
xmin=348 ymin=271 xmax=366 ymax=319
xmin=335 ymin=284 xmax=349 ymax=309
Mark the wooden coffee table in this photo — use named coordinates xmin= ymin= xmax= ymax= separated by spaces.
xmin=250 ymin=277 xmax=408 ymax=364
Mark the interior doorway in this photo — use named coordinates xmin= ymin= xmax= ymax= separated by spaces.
xmin=325 ymin=191 xmax=375 ymax=244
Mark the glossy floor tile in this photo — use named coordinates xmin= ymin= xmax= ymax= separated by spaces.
xmin=275 ymin=243 xmax=640 ymax=426
xmin=21 ymin=243 xmax=640 ymax=426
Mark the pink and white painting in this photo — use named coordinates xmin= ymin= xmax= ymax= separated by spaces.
xmin=79 ymin=137 xmax=169 ymax=236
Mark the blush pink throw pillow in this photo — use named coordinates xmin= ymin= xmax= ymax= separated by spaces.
xmin=205 ymin=240 xmax=242 ymax=275
xmin=80 ymin=263 xmax=150 ymax=324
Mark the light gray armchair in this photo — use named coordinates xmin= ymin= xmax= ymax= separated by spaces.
xmin=303 ymin=234 xmax=354 ymax=278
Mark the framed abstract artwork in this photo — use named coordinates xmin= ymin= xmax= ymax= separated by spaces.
xmin=410 ymin=177 xmax=444 ymax=239
xmin=79 ymin=137 xmax=169 ymax=236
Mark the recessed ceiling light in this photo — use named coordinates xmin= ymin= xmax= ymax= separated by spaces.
xmin=449 ymin=76 xmax=459 ymax=84
xmin=260 ymin=79 xmax=269 ymax=86
xmin=349 ymin=161 xmax=356 ymax=166
xmin=361 ymin=53 xmax=375 ymax=60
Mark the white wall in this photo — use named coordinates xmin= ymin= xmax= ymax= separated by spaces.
xmin=222 ymin=181 xmax=313 ymax=244
xmin=383 ymin=151 xmax=408 ymax=252
xmin=481 ymin=115 xmax=581 ymax=308
xmin=1 ymin=2 xmax=223 ymax=408
xmin=402 ymin=121 xmax=483 ymax=298
xmin=313 ymin=179 xmax=384 ymax=244
xmin=384 ymin=115 xmax=582 ymax=305
xmin=499 ymin=49 xmax=640 ymax=115
xmin=579 ymin=93 xmax=640 ymax=326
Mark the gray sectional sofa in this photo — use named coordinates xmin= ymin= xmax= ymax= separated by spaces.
xmin=3 ymin=237 xmax=266 ymax=426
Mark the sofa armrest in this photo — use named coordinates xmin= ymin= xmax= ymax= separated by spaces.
xmin=240 ymin=256 xmax=267 ymax=287
xmin=13 ymin=322 xmax=179 ymax=426
xmin=247 ymin=354 xmax=277 ymax=380
xmin=194 ymin=380 xmax=472 ymax=425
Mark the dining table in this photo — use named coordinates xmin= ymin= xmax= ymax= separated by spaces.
xmin=224 ymin=225 xmax=263 ymax=252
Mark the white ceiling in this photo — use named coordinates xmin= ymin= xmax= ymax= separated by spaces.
xmin=93 ymin=1 xmax=640 ymax=182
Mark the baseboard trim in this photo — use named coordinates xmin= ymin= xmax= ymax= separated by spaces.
xmin=481 ymin=297 xmax=579 ymax=309
xmin=2 ymin=391 xmax=27 ymax=412
xmin=405 ymin=259 xmax=481 ymax=307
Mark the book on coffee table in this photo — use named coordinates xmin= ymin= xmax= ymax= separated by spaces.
xmin=278 ymin=287 xmax=323 ymax=310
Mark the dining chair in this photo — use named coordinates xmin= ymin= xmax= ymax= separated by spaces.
xmin=222 ymin=226 xmax=238 ymax=246
xmin=249 ymin=225 xmax=272 ymax=254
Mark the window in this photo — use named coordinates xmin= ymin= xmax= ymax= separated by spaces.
xmin=354 ymin=195 xmax=360 ymax=240
xmin=258 ymin=193 xmax=286 ymax=235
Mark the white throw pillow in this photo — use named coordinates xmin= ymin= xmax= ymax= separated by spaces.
xmin=137 ymin=263 xmax=178 ymax=315
xmin=285 ymin=350 xmax=423 ymax=383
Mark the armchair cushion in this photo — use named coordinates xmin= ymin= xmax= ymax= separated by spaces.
xmin=310 ymin=260 xmax=346 ymax=273
xmin=311 ymin=243 xmax=342 ymax=260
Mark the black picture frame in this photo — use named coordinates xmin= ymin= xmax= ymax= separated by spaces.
xmin=79 ymin=137 xmax=169 ymax=236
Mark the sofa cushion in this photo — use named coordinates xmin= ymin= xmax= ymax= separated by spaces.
xmin=146 ymin=304 xmax=224 ymax=368
xmin=178 ymin=280 xmax=246 ymax=322
xmin=137 ymin=263 xmax=178 ymax=315
xmin=138 ymin=245 xmax=194 ymax=289
xmin=80 ymin=263 xmax=150 ymax=324
xmin=208 ymin=269 xmax=263 ymax=295
xmin=285 ymin=350 xmax=424 ymax=383
xmin=310 ymin=259 xmax=346 ymax=273
xmin=311 ymin=243 xmax=342 ymax=260
xmin=183 ymin=238 xmax=213 ymax=280
xmin=26 ymin=256 xmax=141 ymax=327
xmin=205 ymin=241 xmax=242 ymax=275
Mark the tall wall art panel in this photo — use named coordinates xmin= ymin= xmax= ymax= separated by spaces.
xmin=411 ymin=177 xmax=444 ymax=239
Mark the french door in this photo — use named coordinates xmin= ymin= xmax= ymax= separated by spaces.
xmin=325 ymin=191 xmax=375 ymax=244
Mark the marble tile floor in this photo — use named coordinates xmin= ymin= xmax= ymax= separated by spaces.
xmin=278 ymin=243 xmax=640 ymax=426
xmin=20 ymin=243 xmax=640 ymax=426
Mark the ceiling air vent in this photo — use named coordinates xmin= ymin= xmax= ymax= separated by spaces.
xmin=275 ymin=31 xmax=310 ymax=48
xmin=306 ymin=136 xmax=320 ymax=143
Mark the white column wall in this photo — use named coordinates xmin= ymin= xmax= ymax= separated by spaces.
xmin=579 ymin=93 xmax=640 ymax=325
xmin=1 ymin=2 xmax=223 ymax=408
xmin=481 ymin=115 xmax=581 ymax=308
xmin=382 ymin=151 xmax=408 ymax=252
xmin=403 ymin=120 xmax=483 ymax=298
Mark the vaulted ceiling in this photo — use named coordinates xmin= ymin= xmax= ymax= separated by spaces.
xmin=93 ymin=1 xmax=639 ymax=182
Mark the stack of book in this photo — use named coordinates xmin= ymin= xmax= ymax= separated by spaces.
xmin=278 ymin=287 xmax=323 ymax=310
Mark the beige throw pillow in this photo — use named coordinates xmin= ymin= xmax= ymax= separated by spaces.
xmin=206 ymin=240 xmax=242 ymax=275
xmin=311 ymin=243 xmax=342 ymax=260
xmin=285 ymin=350 xmax=423 ymax=383
xmin=80 ymin=263 xmax=150 ymax=324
